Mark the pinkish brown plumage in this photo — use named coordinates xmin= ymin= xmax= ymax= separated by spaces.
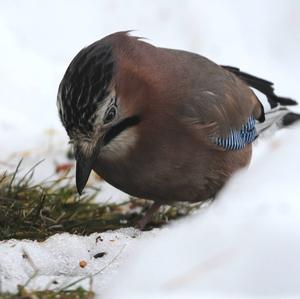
xmin=57 ymin=32 xmax=299 ymax=228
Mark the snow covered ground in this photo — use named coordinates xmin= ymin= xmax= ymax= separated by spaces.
xmin=0 ymin=0 xmax=300 ymax=298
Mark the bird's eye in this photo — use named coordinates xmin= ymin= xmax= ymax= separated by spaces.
xmin=104 ymin=106 xmax=117 ymax=124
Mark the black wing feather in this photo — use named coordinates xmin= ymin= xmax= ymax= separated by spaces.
xmin=221 ymin=65 xmax=297 ymax=108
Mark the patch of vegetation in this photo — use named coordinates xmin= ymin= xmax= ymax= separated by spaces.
xmin=0 ymin=160 xmax=200 ymax=241
xmin=0 ymin=287 xmax=94 ymax=299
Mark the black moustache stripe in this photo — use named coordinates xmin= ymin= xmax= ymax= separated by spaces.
xmin=103 ymin=115 xmax=141 ymax=145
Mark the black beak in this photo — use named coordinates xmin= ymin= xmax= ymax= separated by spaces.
xmin=75 ymin=152 xmax=94 ymax=195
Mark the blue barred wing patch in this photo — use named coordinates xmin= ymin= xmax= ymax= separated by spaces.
xmin=213 ymin=116 xmax=257 ymax=150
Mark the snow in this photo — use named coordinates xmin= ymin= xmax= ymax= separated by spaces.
xmin=0 ymin=228 xmax=158 ymax=293
xmin=0 ymin=0 xmax=300 ymax=298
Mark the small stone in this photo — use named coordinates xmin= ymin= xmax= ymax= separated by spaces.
xmin=79 ymin=260 xmax=87 ymax=268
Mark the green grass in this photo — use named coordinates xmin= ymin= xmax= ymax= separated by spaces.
xmin=0 ymin=160 xmax=196 ymax=240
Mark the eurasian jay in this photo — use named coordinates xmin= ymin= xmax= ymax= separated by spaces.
xmin=57 ymin=32 xmax=299 ymax=228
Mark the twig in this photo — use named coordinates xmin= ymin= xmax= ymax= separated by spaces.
xmin=21 ymin=249 xmax=39 ymax=289
xmin=16 ymin=159 xmax=45 ymax=187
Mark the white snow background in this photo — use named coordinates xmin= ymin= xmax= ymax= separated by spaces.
xmin=0 ymin=0 xmax=300 ymax=298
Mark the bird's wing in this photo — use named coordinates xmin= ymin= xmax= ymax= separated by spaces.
xmin=185 ymin=70 xmax=264 ymax=133
xmin=179 ymin=64 xmax=265 ymax=150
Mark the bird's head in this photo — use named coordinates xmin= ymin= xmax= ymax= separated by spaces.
xmin=57 ymin=35 xmax=141 ymax=195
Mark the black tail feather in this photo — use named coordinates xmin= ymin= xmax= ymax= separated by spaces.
xmin=221 ymin=65 xmax=297 ymax=108
xmin=282 ymin=112 xmax=300 ymax=127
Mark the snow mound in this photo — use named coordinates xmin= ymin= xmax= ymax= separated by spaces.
xmin=103 ymin=124 xmax=300 ymax=299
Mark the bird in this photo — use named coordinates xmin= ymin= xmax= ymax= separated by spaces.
xmin=57 ymin=31 xmax=299 ymax=228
